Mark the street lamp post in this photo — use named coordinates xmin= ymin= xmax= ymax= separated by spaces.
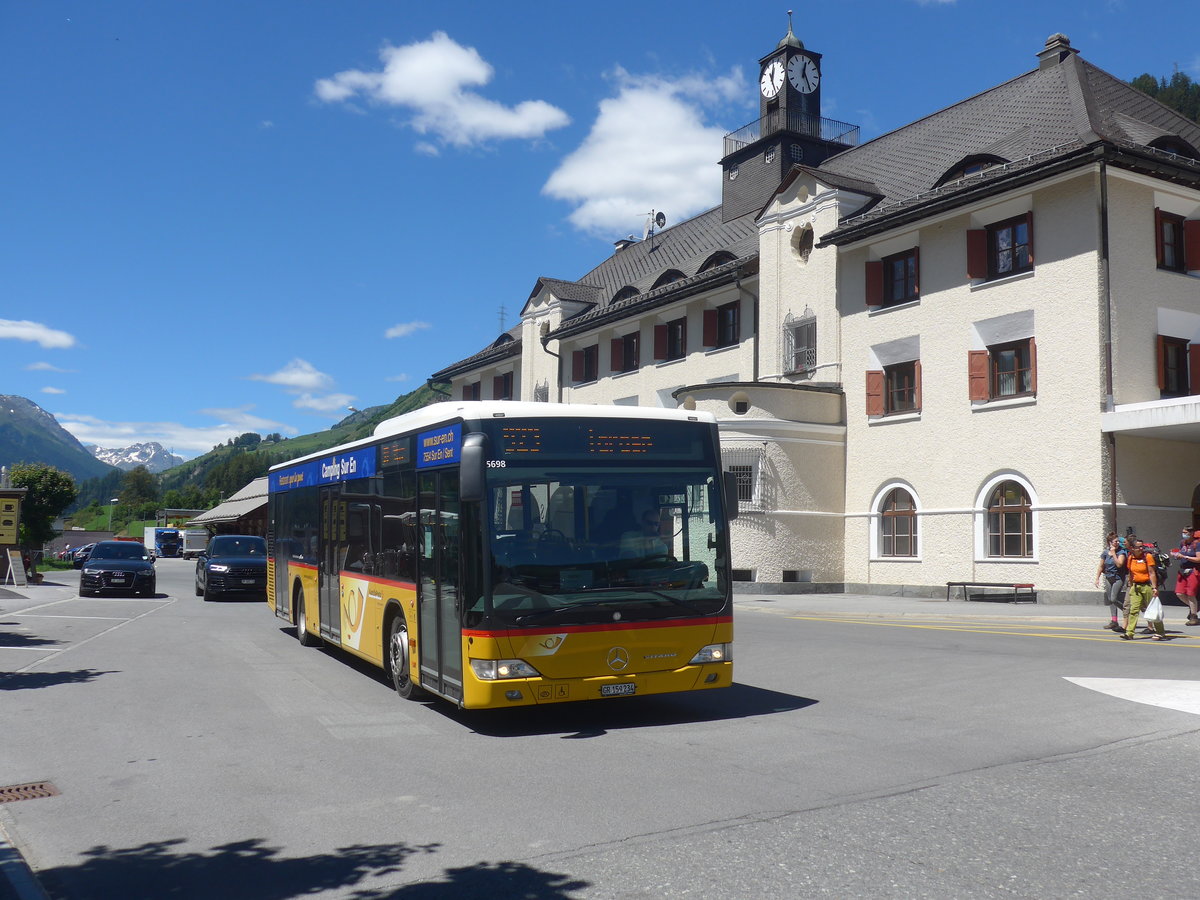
xmin=107 ymin=498 xmax=119 ymax=534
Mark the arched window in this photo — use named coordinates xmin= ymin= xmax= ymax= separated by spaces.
xmin=699 ymin=251 xmax=737 ymax=273
xmin=935 ymin=154 xmax=1007 ymax=187
xmin=651 ymin=269 xmax=686 ymax=290
xmin=610 ymin=286 xmax=639 ymax=306
xmin=880 ymin=487 xmax=917 ymax=558
xmin=986 ymin=480 xmax=1033 ymax=558
xmin=1149 ymin=136 xmax=1200 ymax=161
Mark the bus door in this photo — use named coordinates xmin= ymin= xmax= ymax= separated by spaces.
xmin=319 ymin=486 xmax=342 ymax=643
xmin=417 ymin=470 xmax=463 ymax=701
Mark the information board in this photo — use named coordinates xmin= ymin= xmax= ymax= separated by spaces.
xmin=5 ymin=548 xmax=26 ymax=587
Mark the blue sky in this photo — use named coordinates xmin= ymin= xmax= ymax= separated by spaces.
xmin=3 ymin=1 xmax=1197 ymax=459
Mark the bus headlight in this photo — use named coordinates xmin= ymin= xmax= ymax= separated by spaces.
xmin=470 ymin=658 xmax=542 ymax=681
xmin=689 ymin=643 xmax=732 ymax=664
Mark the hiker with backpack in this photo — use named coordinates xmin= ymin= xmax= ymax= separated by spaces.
xmin=1169 ymin=527 xmax=1200 ymax=627
xmin=1095 ymin=532 xmax=1128 ymax=633
xmin=1121 ymin=535 xmax=1167 ymax=641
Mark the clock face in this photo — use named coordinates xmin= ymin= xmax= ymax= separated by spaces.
xmin=787 ymin=55 xmax=820 ymax=94
xmin=760 ymin=60 xmax=785 ymax=99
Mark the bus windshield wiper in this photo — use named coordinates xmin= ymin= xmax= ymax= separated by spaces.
xmin=514 ymin=599 xmax=620 ymax=626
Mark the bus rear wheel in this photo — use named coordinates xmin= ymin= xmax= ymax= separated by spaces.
xmin=387 ymin=614 xmax=426 ymax=700
xmin=295 ymin=589 xmax=318 ymax=647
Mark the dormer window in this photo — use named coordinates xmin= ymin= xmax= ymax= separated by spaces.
xmin=610 ymin=286 xmax=639 ymax=306
xmin=936 ymin=154 xmax=1007 ymax=187
xmin=699 ymin=251 xmax=737 ymax=273
xmin=1149 ymin=137 xmax=1200 ymax=161
xmin=652 ymin=270 xmax=686 ymax=290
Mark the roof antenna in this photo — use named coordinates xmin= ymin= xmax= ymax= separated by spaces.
xmin=498 ymin=304 xmax=507 ymax=332
xmin=642 ymin=209 xmax=667 ymax=248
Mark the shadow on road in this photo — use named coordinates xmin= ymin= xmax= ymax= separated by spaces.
xmin=0 ymin=669 xmax=117 ymax=691
xmin=452 ymin=682 xmax=818 ymax=738
xmin=0 ymin=630 xmax=59 ymax=648
xmin=33 ymin=837 xmax=589 ymax=899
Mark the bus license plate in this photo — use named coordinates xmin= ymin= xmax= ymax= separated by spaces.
xmin=601 ymin=682 xmax=636 ymax=697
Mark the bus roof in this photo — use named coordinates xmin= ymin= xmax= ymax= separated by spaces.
xmin=269 ymin=401 xmax=718 ymax=472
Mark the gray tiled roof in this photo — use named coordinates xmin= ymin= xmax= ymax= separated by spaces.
xmin=820 ymin=52 xmax=1200 ymax=241
xmin=430 ymin=327 xmax=521 ymax=381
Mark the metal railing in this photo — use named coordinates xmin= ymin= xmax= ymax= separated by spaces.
xmin=724 ymin=110 xmax=860 ymax=156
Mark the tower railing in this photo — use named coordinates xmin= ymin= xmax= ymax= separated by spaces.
xmin=723 ymin=110 xmax=860 ymax=156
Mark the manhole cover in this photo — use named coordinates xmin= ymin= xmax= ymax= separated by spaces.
xmin=0 ymin=782 xmax=59 ymax=803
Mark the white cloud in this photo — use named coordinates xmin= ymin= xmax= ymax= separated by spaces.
xmin=385 ymin=321 xmax=431 ymax=339
xmin=27 ymin=361 xmax=74 ymax=373
xmin=386 ymin=373 xmax=411 ymax=383
xmin=247 ymin=358 xmax=332 ymax=392
xmin=56 ymin=410 xmax=297 ymax=458
xmin=315 ymin=32 xmax=570 ymax=148
xmin=41 ymin=386 xmax=66 ymax=394
xmin=294 ymin=392 xmax=356 ymax=413
xmin=543 ymin=67 xmax=745 ymax=235
xmin=0 ymin=319 xmax=76 ymax=349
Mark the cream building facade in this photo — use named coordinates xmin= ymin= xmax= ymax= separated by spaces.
xmin=432 ymin=28 xmax=1200 ymax=603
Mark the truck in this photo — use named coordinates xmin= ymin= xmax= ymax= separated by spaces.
xmin=181 ymin=530 xmax=209 ymax=560
xmin=143 ymin=527 xmax=182 ymax=558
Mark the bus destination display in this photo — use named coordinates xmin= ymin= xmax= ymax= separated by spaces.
xmin=488 ymin=420 xmax=707 ymax=463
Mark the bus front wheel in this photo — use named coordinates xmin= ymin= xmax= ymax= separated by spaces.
xmin=295 ymin=589 xmax=318 ymax=647
xmin=387 ymin=613 xmax=426 ymax=701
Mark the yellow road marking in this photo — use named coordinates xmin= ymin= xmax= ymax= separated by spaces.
xmin=786 ymin=615 xmax=1200 ymax=645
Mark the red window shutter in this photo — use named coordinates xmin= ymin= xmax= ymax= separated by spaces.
xmin=968 ymin=350 xmax=990 ymax=402
xmin=967 ymin=229 xmax=987 ymax=279
xmin=1024 ymin=211 xmax=1035 ymax=266
xmin=866 ymin=370 xmax=884 ymax=416
xmin=1155 ymin=208 xmax=1165 ymax=267
xmin=914 ymin=360 xmax=923 ymax=411
xmin=913 ymin=247 xmax=921 ymax=298
xmin=572 ymin=350 xmax=585 ymax=382
xmin=1189 ymin=345 xmax=1200 ymax=396
xmin=610 ymin=338 xmax=624 ymax=372
xmin=865 ymin=260 xmax=883 ymax=306
xmin=703 ymin=309 xmax=718 ymax=347
xmin=492 ymin=375 xmax=505 ymax=399
xmin=1028 ymin=337 xmax=1037 ymax=395
xmin=1185 ymin=220 xmax=1200 ymax=271
xmin=1157 ymin=335 xmax=1167 ymax=390
xmin=654 ymin=324 xmax=668 ymax=360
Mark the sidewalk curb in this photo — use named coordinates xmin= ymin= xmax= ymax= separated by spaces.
xmin=0 ymin=820 xmax=48 ymax=900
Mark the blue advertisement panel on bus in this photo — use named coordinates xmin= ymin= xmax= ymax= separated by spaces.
xmin=416 ymin=423 xmax=462 ymax=469
xmin=270 ymin=447 xmax=377 ymax=493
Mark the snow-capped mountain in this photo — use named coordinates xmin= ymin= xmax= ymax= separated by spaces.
xmin=88 ymin=442 xmax=185 ymax=473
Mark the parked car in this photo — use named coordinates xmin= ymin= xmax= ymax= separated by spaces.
xmin=79 ymin=541 xmax=156 ymax=597
xmin=195 ymin=535 xmax=267 ymax=601
xmin=71 ymin=543 xmax=97 ymax=568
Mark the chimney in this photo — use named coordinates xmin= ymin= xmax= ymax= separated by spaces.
xmin=1037 ymin=33 xmax=1077 ymax=70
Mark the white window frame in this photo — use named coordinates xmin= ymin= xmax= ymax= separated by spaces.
xmin=974 ymin=472 xmax=1038 ymax=562
xmin=721 ymin=446 xmax=765 ymax=513
xmin=869 ymin=481 xmax=922 ymax=561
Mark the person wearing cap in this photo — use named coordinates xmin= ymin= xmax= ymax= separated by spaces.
xmin=1122 ymin=536 xmax=1166 ymax=640
xmin=1170 ymin=527 xmax=1200 ymax=626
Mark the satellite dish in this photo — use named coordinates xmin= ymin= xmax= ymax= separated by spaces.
xmin=655 ymin=211 xmax=666 ymax=229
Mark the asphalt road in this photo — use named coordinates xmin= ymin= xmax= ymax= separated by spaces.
xmin=2 ymin=560 xmax=1199 ymax=898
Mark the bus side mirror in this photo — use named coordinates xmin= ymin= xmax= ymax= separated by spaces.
xmin=723 ymin=471 xmax=739 ymax=521
xmin=460 ymin=433 xmax=487 ymax=503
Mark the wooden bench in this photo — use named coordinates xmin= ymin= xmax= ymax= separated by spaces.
xmin=945 ymin=581 xmax=1036 ymax=603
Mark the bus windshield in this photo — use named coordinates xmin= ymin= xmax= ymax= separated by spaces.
xmin=482 ymin=464 xmax=728 ymax=628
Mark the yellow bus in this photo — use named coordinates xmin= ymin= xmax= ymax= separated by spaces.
xmin=267 ymin=401 xmax=736 ymax=709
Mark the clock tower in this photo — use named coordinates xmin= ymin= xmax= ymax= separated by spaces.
xmin=720 ymin=15 xmax=856 ymax=221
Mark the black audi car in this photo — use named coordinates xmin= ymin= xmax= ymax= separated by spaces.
xmin=195 ymin=535 xmax=267 ymax=601
xmin=79 ymin=541 xmax=156 ymax=597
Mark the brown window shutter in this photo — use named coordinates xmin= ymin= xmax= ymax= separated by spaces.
xmin=1185 ymin=219 xmax=1200 ymax=271
xmin=492 ymin=375 xmax=505 ymax=399
xmin=914 ymin=360 xmax=923 ymax=411
xmin=1028 ymin=337 xmax=1037 ymax=395
xmin=968 ymin=350 xmax=990 ymax=402
xmin=1155 ymin=208 xmax=1165 ymax=267
xmin=865 ymin=260 xmax=883 ymax=306
xmin=967 ymin=229 xmax=987 ymax=279
xmin=1189 ymin=345 xmax=1200 ymax=396
xmin=866 ymin=370 xmax=884 ymax=416
xmin=654 ymin=324 xmax=668 ymax=360
xmin=1024 ymin=211 xmax=1035 ymax=266
xmin=1157 ymin=335 xmax=1167 ymax=390
xmin=610 ymin=338 xmax=624 ymax=372
xmin=913 ymin=247 xmax=921 ymax=298
xmin=703 ymin=309 xmax=718 ymax=347
xmin=572 ymin=350 xmax=585 ymax=382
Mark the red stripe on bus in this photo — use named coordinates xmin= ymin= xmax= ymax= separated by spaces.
xmin=336 ymin=572 xmax=417 ymax=591
xmin=271 ymin=559 xmax=318 ymax=572
xmin=464 ymin=615 xmax=732 ymax=638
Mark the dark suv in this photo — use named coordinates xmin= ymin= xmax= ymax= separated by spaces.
xmin=195 ymin=535 xmax=267 ymax=601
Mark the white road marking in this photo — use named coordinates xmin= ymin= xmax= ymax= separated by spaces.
xmin=13 ymin=599 xmax=176 ymax=673
xmin=1065 ymin=677 xmax=1200 ymax=716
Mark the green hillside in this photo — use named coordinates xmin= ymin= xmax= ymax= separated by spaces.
xmin=0 ymin=394 xmax=117 ymax=482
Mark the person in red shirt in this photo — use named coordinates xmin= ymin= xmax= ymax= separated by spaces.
xmin=1122 ymin=536 xmax=1166 ymax=640
xmin=1170 ymin=528 xmax=1200 ymax=626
